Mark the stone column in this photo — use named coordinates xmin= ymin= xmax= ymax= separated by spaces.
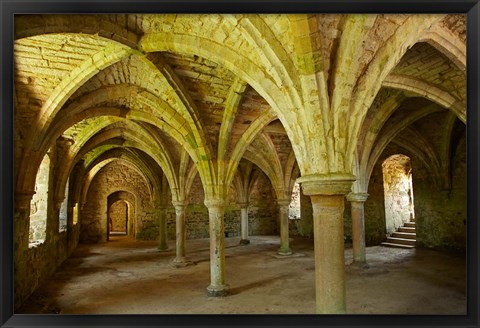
xmin=298 ymin=173 xmax=355 ymax=314
xmin=238 ymin=202 xmax=250 ymax=245
xmin=204 ymin=198 xmax=229 ymax=297
xmin=277 ymin=199 xmax=292 ymax=255
xmin=14 ymin=191 xmax=35 ymax=309
xmin=172 ymin=201 xmax=193 ymax=267
xmin=15 ymin=191 xmax=35 ymax=250
xmin=157 ymin=205 xmax=169 ymax=252
xmin=346 ymin=192 xmax=369 ymax=268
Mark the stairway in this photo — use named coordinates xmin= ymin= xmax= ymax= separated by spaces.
xmin=381 ymin=218 xmax=416 ymax=249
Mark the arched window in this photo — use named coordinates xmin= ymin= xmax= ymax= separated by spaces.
xmin=29 ymin=153 xmax=50 ymax=247
xmin=59 ymin=178 xmax=69 ymax=232
xmin=382 ymin=154 xmax=415 ymax=234
xmin=289 ymin=182 xmax=301 ymax=220
xmin=73 ymin=203 xmax=79 ymax=225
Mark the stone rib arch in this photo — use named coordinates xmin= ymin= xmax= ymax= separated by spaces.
xmin=80 ymin=159 xmax=152 ymax=207
xmin=438 ymin=113 xmax=462 ymax=189
xmin=391 ymin=130 xmax=444 ymax=186
xmin=225 ymin=110 xmax=277 ymax=190
xmin=16 ymin=83 xmax=200 ymax=197
xmin=258 ymin=132 xmax=287 ymax=197
xmin=383 ymin=74 xmax=465 ymax=123
xmin=365 ymin=104 xmax=443 ymax=190
xmin=143 ymin=53 xmax=212 ymax=160
xmin=236 ymin=15 xmax=301 ymax=103
xmin=242 ymin=150 xmax=284 ymax=201
xmin=26 ymin=35 xmax=135 ymax=148
xmin=233 ymin=161 xmax=262 ymax=204
xmin=172 ymin=149 xmax=198 ymax=203
xmin=419 ymin=23 xmax=466 ymax=70
xmin=217 ymin=77 xmax=248 ymax=163
xmin=70 ymin=124 xmax=179 ymax=196
xmin=80 ymin=156 xmax=154 ymax=207
xmin=139 ymin=32 xmax=309 ymax=171
xmin=14 ymin=14 xmax=142 ymax=47
xmin=184 ymin=165 xmax=199 ymax=204
xmin=51 ymin=119 xmax=180 ymax=208
xmin=284 ymin=150 xmax=301 ymax=194
xmin=68 ymin=147 xmax=162 ymax=206
xmin=346 ymin=15 xmax=446 ymax=172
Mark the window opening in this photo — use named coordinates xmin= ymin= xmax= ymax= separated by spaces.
xmin=59 ymin=178 xmax=69 ymax=232
xmin=288 ymin=182 xmax=301 ymax=220
xmin=382 ymin=154 xmax=415 ymax=235
xmin=29 ymin=153 xmax=50 ymax=247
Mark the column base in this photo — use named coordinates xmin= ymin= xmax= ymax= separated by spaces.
xmin=239 ymin=239 xmax=250 ymax=245
xmin=171 ymin=257 xmax=194 ymax=268
xmin=207 ymin=284 xmax=229 ymax=297
xmin=277 ymin=247 xmax=293 ymax=256
xmin=157 ymin=246 xmax=169 ymax=252
xmin=349 ymin=260 xmax=370 ymax=269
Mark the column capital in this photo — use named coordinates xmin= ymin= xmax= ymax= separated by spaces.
xmin=15 ymin=190 xmax=36 ymax=210
xmin=172 ymin=200 xmax=188 ymax=208
xmin=297 ymin=173 xmax=355 ymax=196
xmin=276 ymin=199 xmax=291 ymax=207
xmin=346 ymin=192 xmax=369 ymax=203
xmin=56 ymin=136 xmax=74 ymax=147
xmin=204 ymin=198 xmax=226 ymax=208
xmin=237 ymin=202 xmax=249 ymax=208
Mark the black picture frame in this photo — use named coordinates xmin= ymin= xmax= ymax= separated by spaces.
xmin=1 ymin=1 xmax=479 ymax=327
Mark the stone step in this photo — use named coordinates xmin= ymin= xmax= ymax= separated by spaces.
xmin=399 ymin=226 xmax=416 ymax=233
xmin=404 ymin=222 xmax=416 ymax=228
xmin=392 ymin=231 xmax=416 ymax=239
xmin=381 ymin=242 xmax=415 ymax=249
xmin=385 ymin=236 xmax=416 ymax=246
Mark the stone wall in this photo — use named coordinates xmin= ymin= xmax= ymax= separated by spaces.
xmin=80 ymin=161 xmax=159 ymax=243
xmin=165 ymin=171 xmax=279 ymax=240
xmin=244 ymin=172 xmax=278 ymax=236
xmin=363 ymin=137 xmax=466 ymax=250
xmin=81 ymin=162 xmax=279 ymax=243
xmin=364 ymin=162 xmax=389 ymax=245
xmin=414 ymin=135 xmax=466 ymax=251
xmin=15 ymin=151 xmax=81 ymax=309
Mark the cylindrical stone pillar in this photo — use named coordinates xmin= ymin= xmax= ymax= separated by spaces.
xmin=277 ymin=199 xmax=292 ymax=255
xmin=204 ymin=198 xmax=229 ymax=297
xmin=172 ymin=201 xmax=193 ymax=267
xmin=298 ymin=173 xmax=355 ymax=314
xmin=346 ymin=192 xmax=369 ymax=267
xmin=157 ymin=206 xmax=169 ymax=252
xmin=239 ymin=203 xmax=250 ymax=245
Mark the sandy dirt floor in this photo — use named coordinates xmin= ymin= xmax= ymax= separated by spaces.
xmin=16 ymin=235 xmax=466 ymax=315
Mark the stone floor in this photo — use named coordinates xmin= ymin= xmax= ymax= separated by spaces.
xmin=16 ymin=235 xmax=467 ymax=315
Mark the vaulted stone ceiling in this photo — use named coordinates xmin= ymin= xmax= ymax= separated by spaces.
xmin=14 ymin=14 xmax=466 ymax=206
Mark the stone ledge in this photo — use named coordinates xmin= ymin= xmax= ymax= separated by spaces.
xmin=297 ymin=173 xmax=356 ymax=196
xmin=270 ymin=252 xmax=305 ymax=259
xmin=346 ymin=192 xmax=369 ymax=203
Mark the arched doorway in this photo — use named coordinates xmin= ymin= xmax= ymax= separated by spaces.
xmin=109 ymin=200 xmax=129 ymax=235
xmin=382 ymin=154 xmax=415 ymax=235
xmin=107 ymin=191 xmax=136 ymax=241
xmin=29 ymin=153 xmax=50 ymax=247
